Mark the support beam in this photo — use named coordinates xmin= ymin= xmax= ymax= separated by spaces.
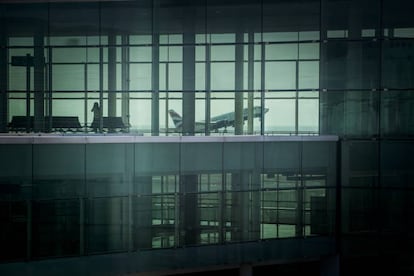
xmin=151 ymin=4 xmax=160 ymax=136
xmin=33 ymin=33 xmax=44 ymax=132
xmin=99 ymin=46 xmax=104 ymax=133
xmin=247 ymin=32 xmax=254 ymax=135
xmin=182 ymin=32 xmax=196 ymax=136
xmin=235 ymin=31 xmax=244 ymax=135
xmin=205 ymin=43 xmax=211 ymax=135
xmin=121 ymin=35 xmax=130 ymax=129
xmin=108 ymin=34 xmax=117 ymax=125
xmin=0 ymin=25 xmax=7 ymax=133
xmin=180 ymin=8 xmax=198 ymax=246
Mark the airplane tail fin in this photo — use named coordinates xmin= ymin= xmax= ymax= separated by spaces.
xmin=168 ymin=109 xmax=183 ymax=129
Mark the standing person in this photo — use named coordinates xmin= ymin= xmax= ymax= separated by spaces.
xmin=91 ymin=102 xmax=101 ymax=132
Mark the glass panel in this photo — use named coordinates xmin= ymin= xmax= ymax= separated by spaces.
xmin=341 ymin=188 xmax=377 ymax=233
xmin=322 ymin=0 xmax=380 ymax=39
xmin=130 ymin=64 xmax=152 ymax=91
xmin=150 ymin=194 xmax=177 ymax=248
xmin=52 ymin=65 xmax=84 ymax=91
xmin=211 ymin=63 xmax=235 ymax=91
xmin=263 ymin=0 xmax=320 ymax=39
xmin=86 ymin=197 xmax=129 ymax=253
xmin=0 ymin=143 xmax=31 ymax=260
xmin=224 ymin=142 xmax=263 ymax=173
xmin=49 ymin=2 xmax=99 ymax=40
xmin=130 ymin=47 xmax=152 ymax=62
xmin=33 ymin=144 xmax=85 ymax=200
xmin=381 ymin=141 xmax=414 ymax=188
xmin=157 ymin=0 xmax=205 ymax=36
xmin=181 ymin=143 xmax=222 ymax=174
xmin=211 ymin=45 xmax=235 ymax=61
xmin=0 ymin=201 xmax=27 ymax=261
xmin=382 ymin=40 xmax=414 ymax=89
xmin=263 ymin=142 xmax=300 ymax=173
xmin=319 ymin=91 xmax=379 ymax=137
xmin=347 ymin=142 xmax=379 ymax=185
xmin=135 ymin=143 xmax=180 ymax=179
xmin=383 ymin=0 xmax=414 ymax=37
xmin=207 ymin=0 xmax=261 ymax=39
xmin=298 ymin=61 xmax=319 ymax=90
xmin=321 ymin=41 xmax=380 ymax=90
xmin=381 ymin=91 xmax=414 ymax=138
xmin=86 ymin=144 xmax=133 ymax=197
xmin=299 ymin=43 xmax=319 ymax=59
xmin=264 ymin=95 xmax=296 ymax=134
xmin=298 ymin=97 xmax=319 ymax=134
xmin=265 ymin=44 xmax=298 ymax=60
xmin=100 ymin=0 xmax=152 ymax=36
xmin=32 ymin=199 xmax=79 ymax=258
xmin=265 ymin=62 xmax=296 ymax=90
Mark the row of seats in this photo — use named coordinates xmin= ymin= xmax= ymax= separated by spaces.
xmin=8 ymin=116 xmax=128 ymax=132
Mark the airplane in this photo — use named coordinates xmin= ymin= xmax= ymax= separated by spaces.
xmin=168 ymin=106 xmax=269 ymax=133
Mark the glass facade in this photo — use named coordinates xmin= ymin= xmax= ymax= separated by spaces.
xmin=0 ymin=0 xmax=322 ymax=136
xmin=0 ymin=137 xmax=337 ymax=264
xmin=1 ymin=1 xmax=413 ymax=137
xmin=0 ymin=0 xmax=414 ymax=275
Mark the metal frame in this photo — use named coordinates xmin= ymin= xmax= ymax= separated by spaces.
xmin=0 ymin=135 xmax=338 ymax=144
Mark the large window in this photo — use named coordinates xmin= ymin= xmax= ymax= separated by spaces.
xmin=2 ymin=0 xmax=321 ymax=136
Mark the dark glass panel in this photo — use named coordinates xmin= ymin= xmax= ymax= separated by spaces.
xmin=382 ymin=40 xmax=414 ymax=89
xmin=381 ymin=90 xmax=414 ymax=138
xmin=322 ymin=0 xmax=380 ymax=39
xmin=181 ymin=142 xmax=222 ymax=174
xmin=155 ymin=0 xmax=205 ymax=36
xmin=32 ymin=199 xmax=80 ymax=258
xmin=383 ymin=0 xmax=414 ymax=34
xmin=86 ymin=143 xmax=133 ymax=197
xmin=4 ymin=3 xmax=48 ymax=39
xmin=207 ymin=0 xmax=261 ymax=36
xmin=100 ymin=0 xmax=152 ymax=37
xmin=319 ymin=91 xmax=379 ymax=137
xmin=0 ymin=201 xmax=27 ymax=261
xmin=321 ymin=41 xmax=380 ymax=90
xmin=263 ymin=0 xmax=320 ymax=36
xmin=49 ymin=2 xmax=99 ymax=40
xmin=33 ymin=144 xmax=85 ymax=200
xmin=86 ymin=197 xmax=129 ymax=253
xmin=0 ymin=144 xmax=32 ymax=200
xmin=381 ymin=141 xmax=414 ymax=188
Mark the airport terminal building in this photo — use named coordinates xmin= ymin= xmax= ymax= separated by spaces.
xmin=0 ymin=0 xmax=413 ymax=275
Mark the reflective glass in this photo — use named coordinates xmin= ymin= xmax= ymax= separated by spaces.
xmin=33 ymin=144 xmax=85 ymax=199
xmin=322 ymin=0 xmax=380 ymax=40
xmin=86 ymin=144 xmax=133 ymax=197
xmin=207 ymin=0 xmax=261 ymax=38
xmin=86 ymin=197 xmax=129 ymax=253
xmin=382 ymin=40 xmax=414 ymax=89
xmin=319 ymin=91 xmax=379 ymax=137
xmin=381 ymin=141 xmax=414 ymax=188
xmin=321 ymin=41 xmax=380 ymax=90
xmin=100 ymin=1 xmax=152 ymax=36
xmin=383 ymin=0 xmax=414 ymax=35
xmin=263 ymin=0 xmax=320 ymax=38
xmin=32 ymin=199 xmax=80 ymax=258
xmin=381 ymin=91 xmax=414 ymax=138
xmin=49 ymin=3 xmax=99 ymax=41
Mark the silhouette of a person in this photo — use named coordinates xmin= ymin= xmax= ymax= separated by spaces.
xmin=91 ymin=102 xmax=100 ymax=132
